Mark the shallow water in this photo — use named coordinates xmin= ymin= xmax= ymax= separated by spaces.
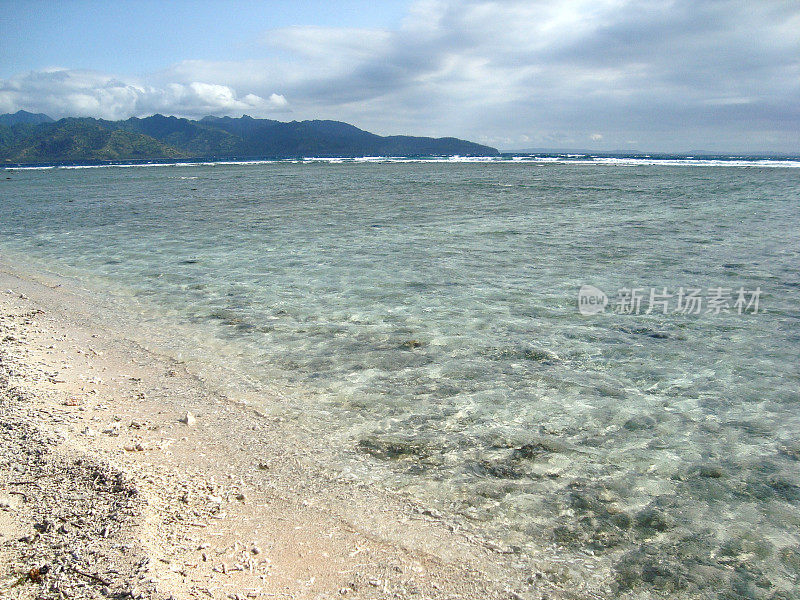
xmin=2 ymin=161 xmax=799 ymax=598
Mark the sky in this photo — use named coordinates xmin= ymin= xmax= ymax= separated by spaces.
xmin=1 ymin=0 xmax=799 ymax=153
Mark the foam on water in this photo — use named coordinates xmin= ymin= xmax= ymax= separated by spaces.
xmin=1 ymin=161 xmax=799 ymax=598
xmin=5 ymin=153 xmax=800 ymax=171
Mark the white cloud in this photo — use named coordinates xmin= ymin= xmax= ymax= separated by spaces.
xmin=159 ymin=0 xmax=799 ymax=150
xmin=0 ymin=69 xmax=288 ymax=120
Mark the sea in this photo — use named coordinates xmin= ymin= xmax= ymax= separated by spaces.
xmin=1 ymin=154 xmax=799 ymax=598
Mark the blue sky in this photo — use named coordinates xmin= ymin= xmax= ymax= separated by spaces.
xmin=1 ymin=1 xmax=799 ymax=152
xmin=1 ymin=1 xmax=412 ymax=77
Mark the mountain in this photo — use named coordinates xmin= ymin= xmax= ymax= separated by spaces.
xmin=0 ymin=110 xmax=54 ymax=127
xmin=115 ymin=114 xmax=244 ymax=156
xmin=0 ymin=118 xmax=186 ymax=162
xmin=0 ymin=113 xmax=498 ymax=163
xmin=199 ymin=116 xmax=496 ymax=157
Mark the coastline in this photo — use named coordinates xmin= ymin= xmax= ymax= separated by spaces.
xmin=0 ymin=260 xmax=565 ymax=600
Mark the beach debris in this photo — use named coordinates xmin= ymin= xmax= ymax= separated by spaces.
xmin=180 ymin=411 xmax=196 ymax=425
xmin=414 ymin=506 xmax=444 ymax=519
xmin=68 ymin=565 xmax=111 ymax=586
xmin=102 ymin=423 xmax=121 ymax=435
xmin=0 ymin=500 xmax=17 ymax=511
xmin=33 ymin=519 xmax=54 ymax=533
xmin=484 ymin=541 xmax=516 ymax=554
xmin=8 ymin=564 xmax=49 ymax=588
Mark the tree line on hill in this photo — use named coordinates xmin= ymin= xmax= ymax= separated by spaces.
xmin=0 ymin=110 xmax=498 ymax=163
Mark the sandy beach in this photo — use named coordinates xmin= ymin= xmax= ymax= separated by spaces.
xmin=0 ymin=262 xmax=571 ymax=600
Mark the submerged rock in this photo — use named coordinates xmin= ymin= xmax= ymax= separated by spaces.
xmin=635 ymin=507 xmax=673 ymax=533
xmin=473 ymin=481 xmax=516 ymax=499
xmin=779 ymin=546 xmax=800 ymax=575
xmin=690 ymin=463 xmax=725 ymax=478
xmin=718 ymin=535 xmax=775 ymax=562
xmin=511 ymin=439 xmax=562 ymax=460
xmin=358 ymin=435 xmax=430 ymax=460
xmin=622 ymin=326 xmax=671 ymax=339
xmin=624 ymin=415 xmax=657 ymax=431
xmin=609 ymin=511 xmax=633 ymax=530
xmin=552 ymin=524 xmax=587 ymax=546
xmin=482 ymin=344 xmax=559 ymax=363
xmin=522 ymin=347 xmax=560 ymax=362
xmin=568 ymin=490 xmax=598 ymax=512
xmin=470 ymin=459 xmax=525 ymax=479
xmin=614 ymin=547 xmax=689 ymax=593
xmin=768 ymin=476 xmax=800 ymax=502
xmin=588 ymin=528 xmax=625 ymax=551
xmin=399 ymin=339 xmax=424 ymax=349
xmin=778 ymin=443 xmax=800 ymax=461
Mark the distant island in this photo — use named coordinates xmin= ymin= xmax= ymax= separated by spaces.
xmin=0 ymin=110 xmax=499 ymax=164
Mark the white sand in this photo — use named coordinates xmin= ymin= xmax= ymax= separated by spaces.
xmin=0 ymin=262 xmax=569 ymax=599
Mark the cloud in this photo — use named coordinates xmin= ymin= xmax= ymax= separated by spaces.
xmin=158 ymin=0 xmax=800 ymax=151
xmin=2 ymin=0 xmax=799 ymax=151
xmin=0 ymin=69 xmax=288 ymax=120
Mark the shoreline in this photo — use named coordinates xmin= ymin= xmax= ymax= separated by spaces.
xmin=0 ymin=261 xmax=566 ymax=599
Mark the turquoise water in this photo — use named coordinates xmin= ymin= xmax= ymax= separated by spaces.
xmin=2 ymin=161 xmax=799 ymax=598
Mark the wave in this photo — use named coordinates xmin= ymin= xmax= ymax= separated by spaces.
xmin=4 ymin=154 xmax=800 ymax=170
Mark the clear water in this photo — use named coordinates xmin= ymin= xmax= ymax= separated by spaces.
xmin=2 ymin=161 xmax=799 ymax=598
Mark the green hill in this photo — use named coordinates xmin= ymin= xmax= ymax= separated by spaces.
xmin=0 ymin=119 xmax=185 ymax=163
xmin=0 ymin=110 xmax=54 ymax=126
xmin=0 ymin=113 xmax=499 ymax=164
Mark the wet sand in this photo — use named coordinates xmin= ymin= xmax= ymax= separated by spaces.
xmin=0 ymin=262 xmax=575 ymax=600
